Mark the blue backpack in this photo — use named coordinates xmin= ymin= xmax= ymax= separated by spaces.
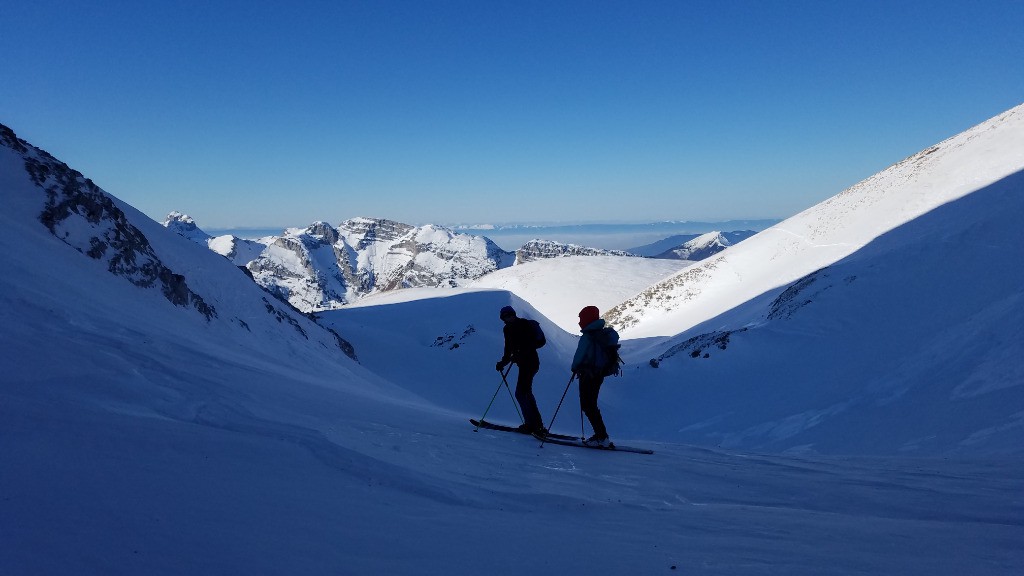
xmin=589 ymin=327 xmax=622 ymax=377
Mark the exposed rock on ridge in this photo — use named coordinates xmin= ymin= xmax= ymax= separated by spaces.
xmin=514 ymin=239 xmax=636 ymax=264
xmin=162 ymin=212 xmax=268 ymax=266
xmin=1 ymin=124 xmax=217 ymax=321
xmin=247 ymin=218 xmax=517 ymax=312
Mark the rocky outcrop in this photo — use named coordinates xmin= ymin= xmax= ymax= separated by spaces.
xmin=162 ymin=212 xmax=268 ymax=266
xmin=514 ymin=239 xmax=636 ymax=264
xmin=247 ymin=218 xmax=516 ymax=312
xmin=0 ymin=124 xmax=218 ymax=321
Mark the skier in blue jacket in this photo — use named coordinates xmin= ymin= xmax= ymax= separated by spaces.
xmin=570 ymin=305 xmax=617 ymax=446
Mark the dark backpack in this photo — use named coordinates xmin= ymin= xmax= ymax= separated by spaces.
xmin=526 ymin=319 xmax=546 ymax=349
xmin=588 ymin=327 xmax=622 ymax=377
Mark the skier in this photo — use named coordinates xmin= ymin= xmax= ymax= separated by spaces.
xmin=571 ymin=305 xmax=618 ymax=447
xmin=494 ymin=305 xmax=547 ymax=435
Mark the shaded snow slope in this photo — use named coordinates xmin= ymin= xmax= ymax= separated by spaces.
xmin=319 ymin=290 xmax=583 ymax=425
xmin=612 ymin=170 xmax=1024 ymax=455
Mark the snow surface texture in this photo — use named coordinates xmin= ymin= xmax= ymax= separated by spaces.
xmin=2 ymin=105 xmax=1024 ymax=576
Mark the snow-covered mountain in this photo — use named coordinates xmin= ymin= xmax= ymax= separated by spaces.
xmin=608 ymin=104 xmax=1024 ymax=339
xmin=162 ymin=210 xmax=212 ymax=243
xmin=628 ymin=230 xmax=755 ymax=258
xmin=596 ymin=104 xmax=1024 ymax=455
xmin=247 ymin=217 xmax=516 ymax=311
xmin=649 ymin=230 xmax=756 ymax=260
xmin=0 ymin=123 xmax=356 ymax=362
xmin=163 ymin=211 xmax=268 ymax=266
xmin=218 ymin=218 xmax=654 ymax=312
xmin=3 ymin=111 xmax=1023 ymax=575
xmin=513 ymin=238 xmax=636 ymax=264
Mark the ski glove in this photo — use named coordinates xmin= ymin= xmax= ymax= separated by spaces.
xmin=496 ymin=360 xmax=507 ymax=372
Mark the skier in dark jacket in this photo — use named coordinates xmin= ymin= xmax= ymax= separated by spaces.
xmin=495 ymin=305 xmax=546 ymax=434
xmin=571 ymin=305 xmax=617 ymax=446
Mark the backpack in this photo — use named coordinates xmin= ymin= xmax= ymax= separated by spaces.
xmin=588 ymin=327 xmax=623 ymax=377
xmin=526 ymin=319 xmax=546 ymax=349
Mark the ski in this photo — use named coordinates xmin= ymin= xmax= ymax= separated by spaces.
xmin=470 ymin=419 xmax=578 ymax=441
xmin=533 ymin=433 xmax=654 ymax=455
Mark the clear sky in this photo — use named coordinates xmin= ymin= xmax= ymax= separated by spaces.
xmin=2 ymin=1 xmax=1022 ymax=229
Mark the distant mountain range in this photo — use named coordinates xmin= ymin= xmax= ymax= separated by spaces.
xmin=164 ymin=214 xmax=756 ymax=311
xmin=451 ymin=219 xmax=777 ymax=236
xmin=243 ymin=218 xmax=513 ymax=311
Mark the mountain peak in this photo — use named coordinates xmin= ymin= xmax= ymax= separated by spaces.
xmin=163 ymin=211 xmax=211 ymax=243
xmin=248 ymin=218 xmax=515 ymax=311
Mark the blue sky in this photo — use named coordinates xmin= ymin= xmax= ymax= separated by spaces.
xmin=3 ymin=1 xmax=1022 ymax=229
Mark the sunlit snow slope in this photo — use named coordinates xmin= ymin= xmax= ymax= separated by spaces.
xmin=595 ymin=105 xmax=1024 ymax=455
xmin=470 ymin=255 xmax=690 ymax=332
xmin=608 ymin=104 xmax=1024 ymax=339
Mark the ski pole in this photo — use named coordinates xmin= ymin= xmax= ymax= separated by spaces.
xmin=499 ymin=365 xmax=525 ymax=424
xmin=538 ymin=373 xmax=576 ymax=448
xmin=475 ymin=365 xmax=516 ymax=430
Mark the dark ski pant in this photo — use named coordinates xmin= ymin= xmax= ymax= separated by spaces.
xmin=579 ymin=373 xmax=608 ymax=438
xmin=514 ymin=364 xmax=544 ymax=430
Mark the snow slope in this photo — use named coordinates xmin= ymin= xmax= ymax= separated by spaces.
xmin=3 ymin=114 xmax=1024 ymax=576
xmin=608 ymin=104 xmax=1024 ymax=339
xmin=469 ymin=255 xmax=691 ymax=332
xmin=611 ymin=168 xmax=1024 ymax=454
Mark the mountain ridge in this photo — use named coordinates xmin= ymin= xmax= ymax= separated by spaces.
xmin=607 ymin=103 xmax=1024 ymax=339
xmin=1 ymin=121 xmax=357 ymax=361
xmin=166 ymin=215 xmax=751 ymax=311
